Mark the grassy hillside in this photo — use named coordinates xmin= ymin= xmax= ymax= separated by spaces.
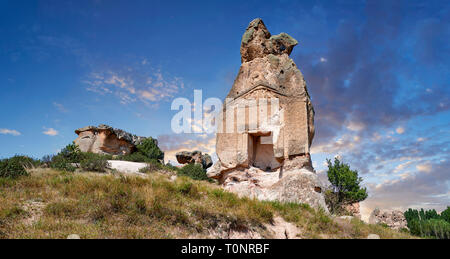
xmin=0 ymin=169 xmax=414 ymax=239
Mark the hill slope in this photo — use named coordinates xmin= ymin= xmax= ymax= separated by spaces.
xmin=0 ymin=169 xmax=413 ymax=239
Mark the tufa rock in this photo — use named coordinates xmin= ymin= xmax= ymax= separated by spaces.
xmin=219 ymin=167 xmax=328 ymax=212
xmin=209 ymin=17 xmax=315 ymax=180
xmin=74 ymin=124 xmax=154 ymax=156
xmin=369 ymin=208 xmax=408 ymax=230
xmin=343 ymin=202 xmax=361 ymax=218
xmin=176 ymin=151 xmax=213 ymax=169
xmin=67 ymin=234 xmax=81 ymax=239
xmin=367 ymin=234 xmax=380 ymax=239
xmin=208 ymin=18 xmax=325 ymax=211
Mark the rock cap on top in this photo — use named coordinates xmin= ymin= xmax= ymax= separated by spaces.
xmin=240 ymin=18 xmax=298 ymax=63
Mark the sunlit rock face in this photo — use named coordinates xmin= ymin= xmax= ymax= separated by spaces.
xmin=74 ymin=124 xmax=150 ymax=156
xmin=176 ymin=151 xmax=213 ymax=169
xmin=208 ymin=19 xmax=326 ymax=212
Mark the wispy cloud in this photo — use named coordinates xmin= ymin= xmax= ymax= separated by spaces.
xmin=53 ymin=102 xmax=68 ymax=113
xmin=158 ymin=133 xmax=216 ymax=165
xmin=0 ymin=128 xmax=21 ymax=136
xmin=84 ymin=61 xmax=184 ymax=105
xmin=43 ymin=127 xmax=59 ymax=136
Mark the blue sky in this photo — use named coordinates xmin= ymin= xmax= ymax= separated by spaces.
xmin=0 ymin=0 xmax=449 ymax=216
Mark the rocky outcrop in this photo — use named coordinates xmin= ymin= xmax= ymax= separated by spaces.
xmin=176 ymin=151 xmax=213 ymax=169
xmin=74 ymin=124 xmax=152 ymax=156
xmin=207 ymin=18 xmax=326 ymax=212
xmin=209 ymin=18 xmax=315 ymax=179
xmin=369 ymin=209 xmax=408 ymax=230
xmin=343 ymin=202 xmax=361 ymax=218
xmin=219 ymin=167 xmax=328 ymax=212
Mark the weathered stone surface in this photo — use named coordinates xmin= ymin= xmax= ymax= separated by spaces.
xmin=211 ymin=18 xmax=315 ymax=180
xmin=343 ymin=202 xmax=361 ymax=218
xmin=240 ymin=18 xmax=298 ymax=63
xmin=74 ymin=124 xmax=152 ymax=156
xmin=369 ymin=208 xmax=408 ymax=230
xmin=176 ymin=151 xmax=213 ymax=169
xmin=216 ymin=167 xmax=328 ymax=212
xmin=67 ymin=234 xmax=81 ymax=239
xmin=367 ymin=234 xmax=380 ymax=239
xmin=209 ymin=18 xmax=323 ymax=211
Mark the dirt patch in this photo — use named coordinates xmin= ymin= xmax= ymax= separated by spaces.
xmin=264 ymin=216 xmax=302 ymax=239
xmin=22 ymin=199 xmax=46 ymax=226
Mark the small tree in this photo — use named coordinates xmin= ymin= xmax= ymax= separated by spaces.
xmin=135 ymin=138 xmax=164 ymax=162
xmin=325 ymin=157 xmax=368 ymax=214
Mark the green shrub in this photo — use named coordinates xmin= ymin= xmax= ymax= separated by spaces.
xmin=138 ymin=160 xmax=163 ymax=174
xmin=49 ymin=154 xmax=76 ymax=172
xmin=80 ymin=153 xmax=109 ymax=172
xmin=117 ymin=152 xmax=155 ymax=163
xmin=441 ymin=207 xmax=450 ymax=223
xmin=135 ymin=138 xmax=164 ymax=161
xmin=404 ymin=208 xmax=450 ymax=239
xmin=59 ymin=143 xmax=83 ymax=163
xmin=0 ymin=155 xmax=37 ymax=178
xmin=178 ymin=164 xmax=209 ymax=181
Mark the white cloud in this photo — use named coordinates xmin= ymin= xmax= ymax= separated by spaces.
xmin=346 ymin=121 xmax=366 ymax=132
xmin=84 ymin=61 xmax=184 ymax=105
xmin=0 ymin=128 xmax=21 ymax=136
xmin=43 ymin=128 xmax=59 ymax=136
xmin=53 ymin=102 xmax=68 ymax=113
xmin=396 ymin=127 xmax=405 ymax=134
xmin=320 ymin=57 xmax=327 ymax=62
xmin=416 ymin=163 xmax=432 ymax=173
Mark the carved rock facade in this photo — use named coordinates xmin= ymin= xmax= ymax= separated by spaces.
xmin=208 ymin=18 xmax=327 ymax=212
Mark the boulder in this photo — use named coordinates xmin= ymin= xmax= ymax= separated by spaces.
xmin=214 ymin=166 xmax=329 ymax=212
xmin=67 ymin=234 xmax=81 ymax=239
xmin=74 ymin=124 xmax=154 ymax=156
xmin=343 ymin=202 xmax=361 ymax=218
xmin=367 ymin=234 xmax=380 ymax=239
xmin=176 ymin=151 xmax=213 ymax=169
xmin=369 ymin=208 xmax=408 ymax=230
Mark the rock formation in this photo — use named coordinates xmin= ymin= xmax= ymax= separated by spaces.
xmin=207 ymin=18 xmax=327 ymax=212
xmin=343 ymin=202 xmax=361 ymax=218
xmin=74 ymin=124 xmax=152 ymax=156
xmin=176 ymin=151 xmax=213 ymax=169
xmin=369 ymin=208 xmax=408 ymax=230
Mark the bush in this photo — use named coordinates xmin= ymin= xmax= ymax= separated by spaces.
xmin=0 ymin=155 xmax=37 ymax=178
xmin=135 ymin=138 xmax=164 ymax=161
xmin=138 ymin=160 xmax=163 ymax=174
xmin=59 ymin=143 xmax=83 ymax=163
xmin=80 ymin=153 xmax=109 ymax=172
xmin=49 ymin=155 xmax=76 ymax=172
xmin=325 ymin=157 xmax=368 ymax=214
xmin=117 ymin=152 xmax=155 ymax=163
xmin=404 ymin=208 xmax=450 ymax=239
xmin=178 ymin=164 xmax=209 ymax=181
xmin=441 ymin=207 xmax=450 ymax=223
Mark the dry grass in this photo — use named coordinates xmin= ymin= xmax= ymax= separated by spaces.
xmin=0 ymin=169 xmax=414 ymax=239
